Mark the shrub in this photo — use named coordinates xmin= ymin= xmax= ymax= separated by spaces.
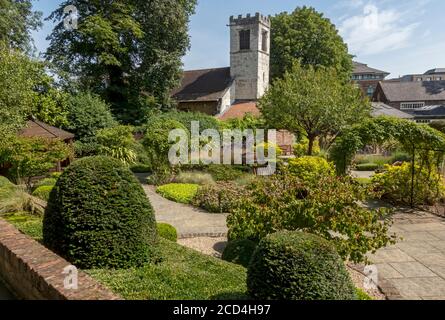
xmin=0 ymin=183 xmax=43 ymax=215
xmin=0 ymin=136 xmax=72 ymax=188
xmin=355 ymin=163 xmax=379 ymax=171
xmin=287 ymin=156 xmax=334 ymax=183
xmin=227 ymin=174 xmax=395 ymax=264
xmin=174 ymin=172 xmax=215 ymax=185
xmin=33 ymin=178 xmax=57 ymax=190
xmin=142 ymin=119 xmax=189 ymax=184
xmin=32 ymin=186 xmax=53 ymax=201
xmin=354 ymin=155 xmax=391 ymax=167
xmin=65 ymin=92 xmax=116 ymax=143
xmin=247 ymin=231 xmax=357 ymax=300
xmin=157 ymin=223 xmax=178 ymax=242
xmin=356 ymin=288 xmax=373 ymax=300
xmin=222 ymin=239 xmax=257 ymax=268
xmin=50 ymin=172 xmax=62 ymax=179
xmin=372 ymin=163 xmax=445 ymax=205
xmin=43 ymin=156 xmax=158 ymax=269
xmin=293 ymin=138 xmax=321 ymax=157
xmin=147 ymin=111 xmax=222 ymax=133
xmin=131 ymin=164 xmax=152 ymax=173
xmin=193 ymin=182 xmax=250 ymax=213
xmin=96 ymin=125 xmax=137 ymax=165
xmin=391 ymin=151 xmax=411 ymax=164
xmin=0 ymin=176 xmax=13 ymax=189
xmin=156 ymin=183 xmax=199 ymax=204
xmin=205 ymin=165 xmax=245 ymax=182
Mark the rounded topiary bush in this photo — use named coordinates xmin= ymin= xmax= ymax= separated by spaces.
xmin=157 ymin=223 xmax=177 ymax=242
xmin=222 ymin=239 xmax=257 ymax=268
xmin=247 ymin=231 xmax=356 ymax=300
xmin=43 ymin=156 xmax=158 ymax=269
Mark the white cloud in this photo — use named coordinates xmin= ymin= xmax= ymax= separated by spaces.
xmin=339 ymin=4 xmax=419 ymax=55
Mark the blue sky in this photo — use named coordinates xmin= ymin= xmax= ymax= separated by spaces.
xmin=32 ymin=0 xmax=445 ymax=78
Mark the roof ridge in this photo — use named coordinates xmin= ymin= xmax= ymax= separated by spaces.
xmin=183 ymin=66 xmax=230 ymax=73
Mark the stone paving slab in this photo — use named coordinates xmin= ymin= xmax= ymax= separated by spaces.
xmin=142 ymin=184 xmax=228 ymax=238
xmin=370 ymin=210 xmax=445 ymax=300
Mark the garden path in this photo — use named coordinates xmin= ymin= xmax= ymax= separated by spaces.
xmin=369 ymin=209 xmax=445 ymax=300
xmin=140 ymin=183 xmax=228 ymax=239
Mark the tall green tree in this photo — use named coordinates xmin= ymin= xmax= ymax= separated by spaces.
xmin=0 ymin=0 xmax=42 ymax=53
xmin=270 ymin=6 xmax=353 ymax=81
xmin=45 ymin=0 xmax=197 ymax=125
xmin=259 ymin=63 xmax=370 ymax=155
xmin=0 ymin=45 xmax=38 ymax=137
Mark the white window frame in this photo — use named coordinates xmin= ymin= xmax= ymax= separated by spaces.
xmin=416 ymin=119 xmax=431 ymax=124
xmin=400 ymin=102 xmax=425 ymax=110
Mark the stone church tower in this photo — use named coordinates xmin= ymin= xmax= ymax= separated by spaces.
xmin=229 ymin=13 xmax=271 ymax=101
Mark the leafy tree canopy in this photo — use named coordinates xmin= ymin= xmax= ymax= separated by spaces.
xmin=259 ymin=62 xmax=370 ymax=155
xmin=270 ymin=6 xmax=353 ymax=81
xmin=45 ymin=0 xmax=197 ymax=125
xmin=0 ymin=0 xmax=42 ymax=53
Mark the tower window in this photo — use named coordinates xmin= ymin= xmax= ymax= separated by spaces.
xmin=262 ymin=30 xmax=268 ymax=52
xmin=239 ymin=29 xmax=250 ymax=50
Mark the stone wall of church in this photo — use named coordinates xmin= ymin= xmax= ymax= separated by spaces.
xmin=230 ymin=13 xmax=270 ymax=101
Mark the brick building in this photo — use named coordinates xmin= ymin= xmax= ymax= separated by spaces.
xmin=393 ymin=68 xmax=445 ymax=82
xmin=373 ymin=81 xmax=445 ymax=123
xmin=352 ymin=62 xmax=390 ymax=97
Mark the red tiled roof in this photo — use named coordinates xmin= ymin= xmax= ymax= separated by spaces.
xmin=19 ymin=120 xmax=75 ymax=141
xmin=217 ymin=101 xmax=261 ymax=121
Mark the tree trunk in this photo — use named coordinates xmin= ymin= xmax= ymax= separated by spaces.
xmin=307 ymin=136 xmax=315 ymax=156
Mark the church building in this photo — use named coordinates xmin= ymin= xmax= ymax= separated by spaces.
xmin=172 ymin=13 xmax=270 ymax=121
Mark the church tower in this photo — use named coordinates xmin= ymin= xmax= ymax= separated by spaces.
xmin=229 ymin=13 xmax=271 ymax=101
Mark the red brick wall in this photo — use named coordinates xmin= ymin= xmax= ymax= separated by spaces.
xmin=0 ymin=220 xmax=120 ymax=300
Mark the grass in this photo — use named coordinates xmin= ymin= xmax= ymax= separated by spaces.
xmin=156 ymin=183 xmax=200 ymax=204
xmin=0 ymin=211 xmax=43 ymax=241
xmin=87 ymin=239 xmax=248 ymax=300
xmin=173 ymin=171 xmax=215 ymax=186
xmin=0 ymin=212 xmax=248 ymax=300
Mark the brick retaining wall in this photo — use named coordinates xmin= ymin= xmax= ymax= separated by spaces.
xmin=0 ymin=219 xmax=120 ymax=300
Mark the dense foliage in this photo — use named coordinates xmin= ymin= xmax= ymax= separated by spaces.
xmin=372 ymin=163 xmax=445 ymax=205
xmin=0 ymin=0 xmax=42 ymax=52
xmin=247 ymin=231 xmax=357 ymax=300
xmin=147 ymin=111 xmax=222 ymax=133
xmin=287 ymin=156 xmax=335 ymax=183
xmin=0 ymin=136 xmax=72 ymax=188
xmin=173 ymin=171 xmax=215 ymax=185
xmin=227 ymin=174 xmax=396 ymax=263
xmin=270 ymin=6 xmax=353 ymax=81
xmin=156 ymin=183 xmax=199 ymax=204
xmin=193 ymin=182 xmax=250 ymax=214
xmin=143 ymin=119 xmax=188 ymax=184
xmin=46 ymin=0 xmax=197 ymax=124
xmin=32 ymin=185 xmax=53 ymax=202
xmin=157 ymin=223 xmax=178 ymax=242
xmin=43 ymin=156 xmax=159 ymax=269
xmin=260 ymin=63 xmax=369 ymax=155
xmin=96 ymin=125 xmax=138 ymax=165
xmin=331 ymin=117 xmax=445 ymax=175
xmin=222 ymin=239 xmax=257 ymax=268
xmin=65 ymin=92 xmax=116 ymax=143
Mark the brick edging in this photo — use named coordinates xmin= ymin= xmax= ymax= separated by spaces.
xmin=178 ymin=232 xmax=228 ymax=239
xmin=0 ymin=219 xmax=121 ymax=300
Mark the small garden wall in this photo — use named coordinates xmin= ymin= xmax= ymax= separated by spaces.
xmin=0 ymin=219 xmax=120 ymax=300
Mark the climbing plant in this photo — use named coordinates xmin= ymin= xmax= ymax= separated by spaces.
xmin=330 ymin=117 xmax=445 ymax=175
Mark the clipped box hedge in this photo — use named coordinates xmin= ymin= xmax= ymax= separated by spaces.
xmin=156 ymin=183 xmax=199 ymax=204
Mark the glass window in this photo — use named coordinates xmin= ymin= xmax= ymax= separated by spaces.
xmin=239 ymin=29 xmax=250 ymax=50
xmin=261 ymin=30 xmax=268 ymax=52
